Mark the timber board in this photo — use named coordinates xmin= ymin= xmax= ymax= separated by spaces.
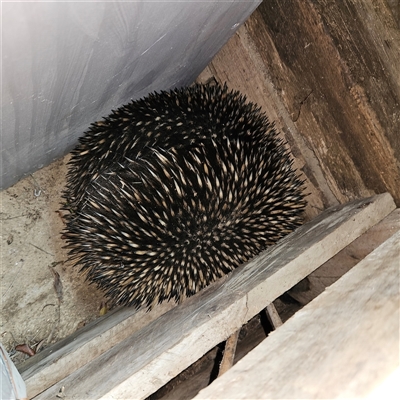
xmin=195 ymin=230 xmax=400 ymax=399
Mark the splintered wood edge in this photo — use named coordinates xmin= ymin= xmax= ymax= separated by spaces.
xmin=32 ymin=193 xmax=395 ymax=399
xmin=194 ymin=229 xmax=400 ymax=399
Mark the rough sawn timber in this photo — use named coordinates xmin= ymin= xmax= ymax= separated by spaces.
xmin=195 ymin=229 xmax=400 ymax=399
xmin=205 ymin=0 xmax=400 ymax=207
xmin=32 ymin=193 xmax=396 ymax=399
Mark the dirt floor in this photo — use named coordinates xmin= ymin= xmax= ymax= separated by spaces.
xmin=1 ymin=155 xmax=106 ymax=365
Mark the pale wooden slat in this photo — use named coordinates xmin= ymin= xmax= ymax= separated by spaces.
xmin=195 ymin=229 xmax=400 ymax=399
xmin=264 ymin=303 xmax=283 ymax=329
xmin=20 ymin=301 xmax=176 ymax=398
xmin=217 ymin=329 xmax=240 ymax=377
xmin=32 ymin=193 xmax=395 ymax=399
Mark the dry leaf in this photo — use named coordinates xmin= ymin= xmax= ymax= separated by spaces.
xmin=35 ymin=338 xmax=46 ymax=353
xmin=15 ymin=343 xmax=35 ymax=357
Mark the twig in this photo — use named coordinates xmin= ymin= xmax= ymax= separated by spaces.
xmin=29 ymin=242 xmax=55 ymax=256
xmin=49 ymin=267 xmax=63 ymax=304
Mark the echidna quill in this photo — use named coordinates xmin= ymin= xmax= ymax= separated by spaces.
xmin=62 ymin=83 xmax=306 ymax=309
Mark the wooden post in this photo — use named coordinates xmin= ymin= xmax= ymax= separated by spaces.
xmin=264 ymin=303 xmax=283 ymax=329
xmin=217 ymin=329 xmax=241 ymax=377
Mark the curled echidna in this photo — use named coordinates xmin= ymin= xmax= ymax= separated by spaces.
xmin=62 ymin=83 xmax=306 ymax=309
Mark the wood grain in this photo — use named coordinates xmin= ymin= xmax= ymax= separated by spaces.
xmin=20 ymin=301 xmax=176 ymax=398
xmin=217 ymin=329 xmax=240 ymax=377
xmin=288 ymin=208 xmax=400 ymax=305
xmin=247 ymin=0 xmax=400 ymax=205
xmin=195 ymin=230 xmax=400 ymax=399
xmin=264 ymin=303 xmax=283 ymax=329
xmin=32 ymin=193 xmax=395 ymax=399
xmin=206 ymin=0 xmax=400 ymax=208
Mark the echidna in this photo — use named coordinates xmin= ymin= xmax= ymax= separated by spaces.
xmin=62 ymin=83 xmax=306 ymax=309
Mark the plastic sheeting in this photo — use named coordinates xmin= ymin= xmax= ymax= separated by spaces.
xmin=2 ymin=0 xmax=260 ymax=189
xmin=1 ymin=343 xmax=27 ymax=400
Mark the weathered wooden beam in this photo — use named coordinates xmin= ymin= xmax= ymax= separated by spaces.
xmin=288 ymin=208 xmax=400 ymax=305
xmin=31 ymin=193 xmax=395 ymax=399
xmin=264 ymin=303 xmax=283 ymax=329
xmin=247 ymin=0 xmax=400 ymax=205
xmin=195 ymin=229 xmax=400 ymax=399
xmin=20 ymin=301 xmax=176 ymax=398
xmin=217 ymin=329 xmax=241 ymax=377
xmin=206 ymin=0 xmax=400 ymax=207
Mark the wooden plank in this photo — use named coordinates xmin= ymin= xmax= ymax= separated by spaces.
xmin=195 ymin=229 xmax=400 ymax=399
xmin=217 ymin=330 xmax=240 ymax=377
xmin=246 ymin=0 xmax=400 ymax=205
xmin=264 ymin=303 xmax=283 ymax=329
xmin=20 ymin=301 xmax=176 ymax=398
xmin=288 ymin=208 xmax=400 ymax=305
xmin=138 ymin=209 xmax=399 ymax=399
xmin=206 ymin=0 xmax=400 ymax=209
xmin=32 ymin=193 xmax=395 ymax=399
